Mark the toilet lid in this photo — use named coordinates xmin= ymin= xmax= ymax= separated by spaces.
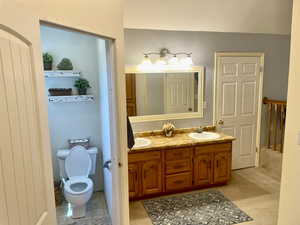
xmin=65 ymin=145 xmax=92 ymax=178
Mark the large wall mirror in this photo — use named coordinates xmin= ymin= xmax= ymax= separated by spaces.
xmin=125 ymin=66 xmax=204 ymax=122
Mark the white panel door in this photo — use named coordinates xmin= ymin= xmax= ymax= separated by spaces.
xmin=215 ymin=55 xmax=262 ymax=169
xmin=0 ymin=28 xmax=56 ymax=225
xmin=164 ymin=73 xmax=194 ymax=113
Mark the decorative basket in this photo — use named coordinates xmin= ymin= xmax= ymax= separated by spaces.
xmin=43 ymin=61 xmax=52 ymax=71
xmin=48 ymin=88 xmax=72 ymax=96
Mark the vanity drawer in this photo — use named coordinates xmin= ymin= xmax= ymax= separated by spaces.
xmin=166 ymin=172 xmax=192 ymax=191
xmin=165 ymin=148 xmax=192 ymax=161
xmin=166 ymin=159 xmax=192 ymax=174
xmin=195 ymin=143 xmax=231 ymax=155
xmin=128 ymin=151 xmax=161 ymax=163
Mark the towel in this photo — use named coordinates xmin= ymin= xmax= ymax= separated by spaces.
xmin=127 ymin=116 xmax=135 ymax=149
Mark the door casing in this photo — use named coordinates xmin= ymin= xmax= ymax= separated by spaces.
xmin=213 ymin=52 xmax=265 ymax=168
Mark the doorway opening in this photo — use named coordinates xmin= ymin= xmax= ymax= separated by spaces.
xmin=40 ymin=23 xmax=119 ymax=225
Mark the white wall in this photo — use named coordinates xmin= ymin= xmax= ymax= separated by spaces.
xmin=41 ymin=25 xmax=104 ymax=191
xmin=278 ymin=1 xmax=300 ymax=224
xmin=124 ymin=0 xmax=293 ymax=35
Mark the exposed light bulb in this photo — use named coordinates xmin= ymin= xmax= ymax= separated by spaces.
xmin=180 ymin=55 xmax=194 ymax=66
xmin=155 ymin=58 xmax=167 ymax=66
xmin=137 ymin=55 xmax=153 ymax=71
xmin=168 ymin=55 xmax=179 ymax=65
xmin=154 ymin=57 xmax=167 ymax=70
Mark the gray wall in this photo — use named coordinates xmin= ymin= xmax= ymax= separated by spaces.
xmin=125 ymin=29 xmax=290 ymax=145
xmin=41 ymin=25 xmax=104 ymax=191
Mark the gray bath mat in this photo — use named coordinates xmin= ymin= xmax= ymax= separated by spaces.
xmin=143 ymin=190 xmax=253 ymax=225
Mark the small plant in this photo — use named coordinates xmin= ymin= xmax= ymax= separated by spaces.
xmin=57 ymin=58 xmax=73 ymax=70
xmin=43 ymin=53 xmax=53 ymax=70
xmin=74 ymin=78 xmax=91 ymax=95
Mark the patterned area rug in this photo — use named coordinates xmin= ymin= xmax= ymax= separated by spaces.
xmin=143 ymin=190 xmax=253 ymax=225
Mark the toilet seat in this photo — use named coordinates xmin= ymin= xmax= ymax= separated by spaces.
xmin=65 ymin=177 xmax=93 ymax=195
xmin=62 ymin=145 xmax=95 ymax=218
xmin=64 ymin=146 xmax=93 ymax=195
xmin=65 ymin=145 xmax=92 ymax=178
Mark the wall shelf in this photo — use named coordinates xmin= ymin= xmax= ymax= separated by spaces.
xmin=44 ymin=70 xmax=81 ymax=78
xmin=48 ymin=95 xmax=94 ymax=103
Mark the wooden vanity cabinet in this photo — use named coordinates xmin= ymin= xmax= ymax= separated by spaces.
xmin=128 ymin=163 xmax=140 ymax=199
xmin=194 ymin=153 xmax=213 ymax=186
xmin=128 ymin=151 xmax=162 ymax=198
xmin=142 ymin=160 xmax=162 ymax=195
xmin=213 ymin=151 xmax=231 ymax=183
xmin=165 ymin=147 xmax=193 ymax=192
xmin=128 ymin=142 xmax=232 ymax=200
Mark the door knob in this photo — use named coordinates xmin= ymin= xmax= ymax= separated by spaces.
xmin=218 ymin=120 xmax=224 ymax=125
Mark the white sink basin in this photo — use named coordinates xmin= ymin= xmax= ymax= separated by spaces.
xmin=134 ymin=138 xmax=152 ymax=148
xmin=189 ymin=132 xmax=220 ymax=140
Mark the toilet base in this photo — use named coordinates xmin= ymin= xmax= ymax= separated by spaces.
xmin=71 ymin=204 xmax=86 ymax=219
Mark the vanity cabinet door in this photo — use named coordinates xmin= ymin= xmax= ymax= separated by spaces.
xmin=194 ymin=153 xmax=213 ymax=186
xmin=142 ymin=160 xmax=162 ymax=195
xmin=128 ymin=163 xmax=140 ymax=199
xmin=213 ymin=152 xmax=231 ymax=183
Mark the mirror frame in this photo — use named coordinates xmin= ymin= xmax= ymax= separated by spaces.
xmin=125 ymin=66 xmax=205 ymax=123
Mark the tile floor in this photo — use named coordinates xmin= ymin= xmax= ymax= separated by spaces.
xmin=260 ymin=147 xmax=283 ymax=182
xmin=129 ymin=167 xmax=281 ymax=225
xmin=56 ymin=168 xmax=280 ymax=225
xmin=56 ymin=192 xmax=111 ymax=225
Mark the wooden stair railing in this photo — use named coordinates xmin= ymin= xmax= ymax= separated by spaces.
xmin=263 ymin=97 xmax=287 ymax=153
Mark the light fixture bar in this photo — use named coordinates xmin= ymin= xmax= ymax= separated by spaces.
xmin=138 ymin=48 xmax=194 ymax=72
xmin=143 ymin=48 xmax=192 ymax=58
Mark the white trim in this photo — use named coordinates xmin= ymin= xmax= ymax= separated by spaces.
xmin=213 ymin=52 xmax=265 ymax=168
xmin=106 ymin=40 xmax=129 ymax=225
xmin=126 ymin=66 xmax=205 ymax=123
xmin=125 ymin=65 xmax=204 ymax=74
xmin=256 ymin=54 xmax=265 ymax=167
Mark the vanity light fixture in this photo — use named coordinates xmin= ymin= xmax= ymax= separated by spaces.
xmin=137 ymin=54 xmax=153 ymax=71
xmin=168 ymin=55 xmax=179 ymax=65
xmin=180 ymin=54 xmax=193 ymax=66
xmin=137 ymin=48 xmax=194 ymax=72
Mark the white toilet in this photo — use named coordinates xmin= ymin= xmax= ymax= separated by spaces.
xmin=57 ymin=145 xmax=98 ymax=218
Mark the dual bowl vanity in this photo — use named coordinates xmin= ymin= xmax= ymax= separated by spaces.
xmin=125 ymin=66 xmax=236 ymax=200
xmin=128 ymin=128 xmax=235 ymax=200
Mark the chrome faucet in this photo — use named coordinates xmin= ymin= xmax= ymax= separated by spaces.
xmin=196 ymin=126 xmax=204 ymax=133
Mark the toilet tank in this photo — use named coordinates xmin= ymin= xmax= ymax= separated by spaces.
xmin=56 ymin=147 xmax=98 ymax=179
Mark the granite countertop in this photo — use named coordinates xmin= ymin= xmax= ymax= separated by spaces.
xmin=129 ymin=127 xmax=235 ymax=153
